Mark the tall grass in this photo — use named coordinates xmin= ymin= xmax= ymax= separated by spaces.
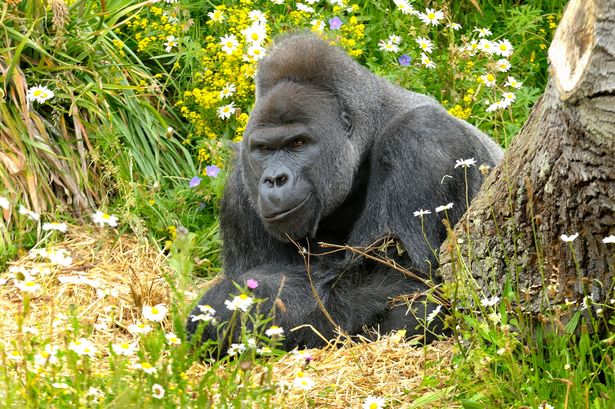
xmin=0 ymin=0 xmax=195 ymax=264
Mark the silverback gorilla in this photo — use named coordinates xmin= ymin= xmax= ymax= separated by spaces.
xmin=187 ymin=32 xmax=503 ymax=351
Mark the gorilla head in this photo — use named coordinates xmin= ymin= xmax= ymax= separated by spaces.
xmin=240 ymin=80 xmax=359 ymax=241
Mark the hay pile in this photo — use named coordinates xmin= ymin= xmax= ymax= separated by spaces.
xmin=0 ymin=226 xmax=177 ymax=347
xmin=266 ymin=336 xmax=456 ymax=408
xmin=1 ymin=227 xmax=456 ymax=407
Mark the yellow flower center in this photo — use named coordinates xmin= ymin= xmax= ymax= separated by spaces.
xmin=369 ymin=404 xmax=378 ymax=409
xmin=428 ymin=12 xmax=436 ymax=19
xmin=239 ymin=294 xmax=248 ymax=300
xmin=33 ymin=90 xmax=42 ymax=96
xmin=487 ymin=74 xmax=495 ymax=81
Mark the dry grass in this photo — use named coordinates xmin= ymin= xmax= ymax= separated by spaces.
xmin=0 ymin=226 xmax=178 ymax=347
xmin=263 ymin=336 xmax=457 ymax=408
xmin=1 ymin=226 xmax=456 ymax=407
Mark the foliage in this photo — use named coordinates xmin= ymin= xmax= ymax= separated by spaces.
xmin=8 ymin=1 xmax=614 ymax=408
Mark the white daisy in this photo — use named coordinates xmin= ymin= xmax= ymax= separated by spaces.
xmin=111 ymin=341 xmax=137 ymax=356
xmin=494 ymin=39 xmax=514 ymax=57
xmin=496 ymin=59 xmax=511 ymax=72
xmin=68 ymin=338 xmax=97 ymax=357
xmin=413 ymin=209 xmax=431 ymax=217
xmin=220 ymin=34 xmax=239 ymax=54
xmin=480 ymin=295 xmax=500 ymax=307
xmin=310 ymin=19 xmax=325 ymax=32
xmin=243 ymin=22 xmax=267 ymax=44
xmin=248 ymin=10 xmax=267 ymax=24
xmin=415 ymin=37 xmax=434 ymax=53
xmin=363 ymin=395 xmax=386 ymax=409
xmin=560 ymin=233 xmax=579 ymax=242
xmin=418 ymin=8 xmax=444 ymax=26
xmin=127 ymin=321 xmax=153 ymax=335
xmin=224 ymin=293 xmax=254 ymax=312
xmin=164 ymin=35 xmax=178 ymax=52
xmin=478 ymin=39 xmax=495 ymax=54
xmin=420 ymin=53 xmax=436 ymax=68
xmin=426 ymin=305 xmax=442 ymax=323
xmin=435 ymin=202 xmax=454 ymax=213
xmin=207 ymin=9 xmax=225 ymax=23
xmin=245 ymin=43 xmax=266 ymax=61
xmin=501 ymin=92 xmax=516 ymax=107
xmin=142 ymin=304 xmax=168 ymax=322
xmin=217 ymin=102 xmax=236 ymax=120
xmin=486 ymin=100 xmax=505 ymax=113
xmin=265 ymin=325 xmax=284 ymax=337
xmin=152 ymin=384 xmax=165 ymax=400
xmin=219 ymin=83 xmax=236 ymax=99
xmin=454 ymin=158 xmax=477 ymax=168
xmin=393 ymin=0 xmax=416 ymax=15
xmin=0 ymin=196 xmax=9 ymax=210
xmin=296 ymin=3 xmax=315 ymax=13
xmin=388 ymin=34 xmax=402 ymax=45
xmin=228 ymin=343 xmax=246 ymax=356
xmin=165 ymin=332 xmax=182 ymax=345
xmin=18 ymin=205 xmax=40 ymax=221
xmin=27 ymin=85 xmax=55 ymax=103
xmin=293 ymin=371 xmax=315 ymax=390
xmin=504 ymin=76 xmax=523 ymax=89
xmin=92 ymin=210 xmax=118 ymax=227
xmin=378 ymin=40 xmax=399 ymax=53
xmin=474 ymin=27 xmax=492 ymax=37
xmin=42 ymin=222 xmax=68 ymax=233
xmin=480 ymin=73 xmax=497 ymax=87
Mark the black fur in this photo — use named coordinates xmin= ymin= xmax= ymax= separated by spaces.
xmin=186 ymin=33 xmax=502 ymax=351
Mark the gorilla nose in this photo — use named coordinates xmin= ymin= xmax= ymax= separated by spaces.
xmin=261 ymin=166 xmax=292 ymax=188
xmin=263 ymin=173 xmax=288 ymax=187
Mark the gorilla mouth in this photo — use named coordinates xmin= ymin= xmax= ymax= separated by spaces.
xmin=263 ymin=193 xmax=312 ymax=222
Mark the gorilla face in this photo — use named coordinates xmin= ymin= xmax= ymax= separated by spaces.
xmin=241 ymin=81 xmax=359 ymax=241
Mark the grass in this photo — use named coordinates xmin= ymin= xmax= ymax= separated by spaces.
xmin=3 ymin=0 xmax=615 ymax=408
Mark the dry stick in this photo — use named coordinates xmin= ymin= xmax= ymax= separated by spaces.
xmin=287 ymin=236 xmax=340 ymax=333
xmin=318 ymin=240 xmax=448 ymax=304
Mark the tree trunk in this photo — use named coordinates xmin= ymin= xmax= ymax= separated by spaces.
xmin=438 ymin=0 xmax=615 ymax=316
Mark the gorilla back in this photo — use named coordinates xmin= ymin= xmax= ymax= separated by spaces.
xmin=187 ymin=32 xmax=503 ymax=352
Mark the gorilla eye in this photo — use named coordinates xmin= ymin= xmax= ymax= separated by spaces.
xmin=256 ymin=144 xmax=272 ymax=152
xmin=291 ymin=139 xmax=305 ymax=148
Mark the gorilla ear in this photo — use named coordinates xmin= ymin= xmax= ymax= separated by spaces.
xmin=340 ymin=107 xmax=353 ymax=137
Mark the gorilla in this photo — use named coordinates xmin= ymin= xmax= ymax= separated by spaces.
xmin=187 ymin=32 xmax=502 ymax=351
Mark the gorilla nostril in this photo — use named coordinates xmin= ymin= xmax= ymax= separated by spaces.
xmin=263 ymin=176 xmax=275 ymax=187
xmin=275 ymin=174 xmax=288 ymax=186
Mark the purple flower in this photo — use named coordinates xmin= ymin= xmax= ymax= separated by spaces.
xmin=246 ymin=279 xmax=259 ymax=290
xmin=189 ymin=176 xmax=202 ymax=188
xmin=206 ymin=165 xmax=220 ymax=178
xmin=328 ymin=16 xmax=343 ymax=30
xmin=398 ymin=54 xmax=412 ymax=66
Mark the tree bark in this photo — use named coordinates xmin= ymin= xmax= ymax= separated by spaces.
xmin=438 ymin=0 xmax=615 ymax=316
